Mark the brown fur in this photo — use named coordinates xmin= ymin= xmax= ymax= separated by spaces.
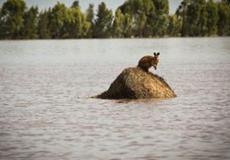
xmin=137 ymin=55 xmax=159 ymax=72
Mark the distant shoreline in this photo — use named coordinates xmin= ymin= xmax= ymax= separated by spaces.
xmin=0 ymin=36 xmax=230 ymax=41
xmin=1 ymin=0 xmax=230 ymax=40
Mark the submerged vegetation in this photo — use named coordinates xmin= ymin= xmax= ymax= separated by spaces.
xmin=0 ymin=0 xmax=229 ymax=39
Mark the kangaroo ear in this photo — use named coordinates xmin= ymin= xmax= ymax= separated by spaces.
xmin=157 ymin=52 xmax=160 ymax=56
xmin=153 ymin=52 xmax=156 ymax=56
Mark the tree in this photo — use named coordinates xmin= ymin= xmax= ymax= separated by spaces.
xmin=118 ymin=0 xmax=155 ymax=37
xmin=113 ymin=9 xmax=125 ymax=37
xmin=123 ymin=14 xmax=133 ymax=37
xmin=118 ymin=0 xmax=170 ymax=37
xmin=81 ymin=15 xmax=91 ymax=38
xmin=60 ymin=4 xmax=90 ymax=38
xmin=167 ymin=15 xmax=182 ymax=36
xmin=152 ymin=0 xmax=169 ymax=36
xmin=152 ymin=0 xmax=169 ymax=14
xmin=176 ymin=0 xmax=190 ymax=36
xmin=62 ymin=7 xmax=81 ymax=38
xmin=198 ymin=0 xmax=208 ymax=36
xmin=93 ymin=2 xmax=113 ymax=38
xmin=23 ymin=6 xmax=38 ymax=39
xmin=71 ymin=1 xmax=80 ymax=8
xmin=86 ymin=4 xmax=94 ymax=38
xmin=38 ymin=10 xmax=51 ymax=39
xmin=86 ymin=4 xmax=94 ymax=24
xmin=176 ymin=0 xmax=208 ymax=36
xmin=1 ymin=0 xmax=230 ymax=39
xmin=113 ymin=7 xmax=132 ymax=37
xmin=0 ymin=7 xmax=4 ymax=39
xmin=49 ymin=2 xmax=67 ymax=38
xmin=206 ymin=0 xmax=218 ymax=36
xmin=0 ymin=0 xmax=26 ymax=39
xmin=222 ymin=0 xmax=230 ymax=5
xmin=217 ymin=1 xmax=230 ymax=36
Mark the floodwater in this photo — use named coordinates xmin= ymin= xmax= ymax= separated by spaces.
xmin=0 ymin=38 xmax=230 ymax=160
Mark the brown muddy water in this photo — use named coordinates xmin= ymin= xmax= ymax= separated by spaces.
xmin=0 ymin=38 xmax=230 ymax=160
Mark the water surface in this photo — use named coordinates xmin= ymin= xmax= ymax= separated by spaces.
xmin=0 ymin=38 xmax=230 ymax=160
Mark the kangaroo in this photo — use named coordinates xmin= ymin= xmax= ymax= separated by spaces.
xmin=138 ymin=52 xmax=160 ymax=72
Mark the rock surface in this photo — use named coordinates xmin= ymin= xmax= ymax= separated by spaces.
xmin=95 ymin=67 xmax=176 ymax=99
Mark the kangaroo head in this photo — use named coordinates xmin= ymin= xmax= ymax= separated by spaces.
xmin=153 ymin=52 xmax=160 ymax=57
xmin=153 ymin=52 xmax=160 ymax=70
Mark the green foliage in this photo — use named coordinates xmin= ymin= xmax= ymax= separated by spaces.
xmin=86 ymin=4 xmax=94 ymax=38
xmin=113 ymin=9 xmax=125 ymax=38
xmin=167 ymin=15 xmax=182 ymax=36
xmin=86 ymin=4 xmax=94 ymax=23
xmin=112 ymin=9 xmax=134 ymax=38
xmin=0 ymin=0 xmax=229 ymax=39
xmin=217 ymin=1 xmax=230 ymax=36
xmin=93 ymin=2 xmax=113 ymax=38
xmin=0 ymin=0 xmax=26 ymax=39
xmin=179 ymin=0 xmax=208 ymax=36
xmin=22 ymin=6 xmax=38 ymax=39
xmin=177 ymin=0 xmax=230 ymax=37
xmin=118 ymin=0 xmax=169 ymax=37
xmin=71 ymin=1 xmax=80 ymax=8
xmin=63 ymin=7 xmax=82 ymax=38
xmin=175 ymin=0 xmax=189 ymax=36
xmin=206 ymin=0 xmax=218 ymax=36
xmin=65 ymin=7 xmax=90 ymax=38
xmin=49 ymin=2 xmax=67 ymax=38
xmin=152 ymin=0 xmax=169 ymax=14
xmin=223 ymin=0 xmax=230 ymax=5
xmin=38 ymin=10 xmax=51 ymax=39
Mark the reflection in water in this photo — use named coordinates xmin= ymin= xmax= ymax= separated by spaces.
xmin=0 ymin=38 xmax=230 ymax=160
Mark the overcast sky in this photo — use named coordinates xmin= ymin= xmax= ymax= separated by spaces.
xmin=0 ymin=0 xmax=182 ymax=14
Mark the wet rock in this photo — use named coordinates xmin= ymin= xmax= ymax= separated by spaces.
xmin=95 ymin=67 xmax=176 ymax=99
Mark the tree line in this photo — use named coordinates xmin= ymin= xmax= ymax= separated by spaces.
xmin=0 ymin=0 xmax=229 ymax=39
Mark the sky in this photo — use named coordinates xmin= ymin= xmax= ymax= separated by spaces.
xmin=0 ymin=0 xmax=182 ymax=14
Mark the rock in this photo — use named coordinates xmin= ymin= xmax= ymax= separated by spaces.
xmin=95 ymin=67 xmax=176 ymax=99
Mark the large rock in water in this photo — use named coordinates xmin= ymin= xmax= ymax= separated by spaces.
xmin=96 ymin=67 xmax=176 ymax=99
